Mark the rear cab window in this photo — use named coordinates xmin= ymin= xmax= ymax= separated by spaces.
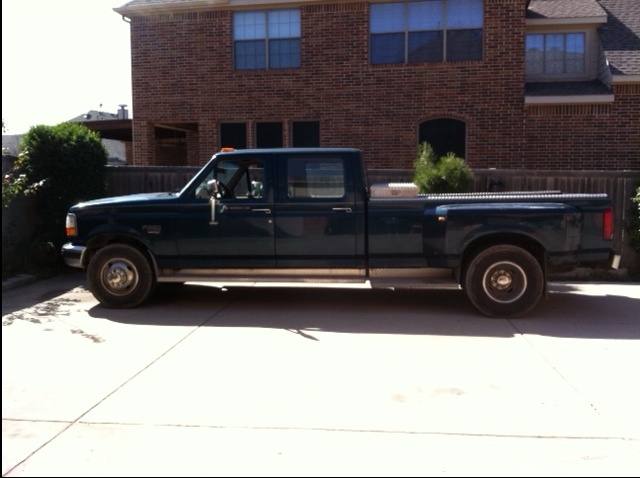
xmin=286 ymin=155 xmax=346 ymax=200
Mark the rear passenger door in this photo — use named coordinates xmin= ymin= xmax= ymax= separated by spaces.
xmin=274 ymin=153 xmax=363 ymax=268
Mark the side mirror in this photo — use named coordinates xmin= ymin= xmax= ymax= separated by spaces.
xmin=207 ymin=179 xmax=220 ymax=197
xmin=208 ymin=180 xmax=219 ymax=225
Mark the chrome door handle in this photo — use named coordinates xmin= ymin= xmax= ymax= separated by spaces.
xmin=332 ymin=207 xmax=352 ymax=213
xmin=252 ymin=208 xmax=271 ymax=213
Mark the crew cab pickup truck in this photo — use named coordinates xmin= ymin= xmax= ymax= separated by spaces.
xmin=62 ymin=148 xmax=617 ymax=318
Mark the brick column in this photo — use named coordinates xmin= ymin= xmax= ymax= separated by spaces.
xmin=132 ymin=120 xmax=155 ymax=166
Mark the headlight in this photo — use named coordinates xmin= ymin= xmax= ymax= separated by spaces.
xmin=65 ymin=213 xmax=78 ymax=237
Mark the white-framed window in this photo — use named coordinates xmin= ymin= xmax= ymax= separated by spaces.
xmin=234 ymin=9 xmax=301 ymax=70
xmin=370 ymin=0 xmax=483 ymax=64
xmin=526 ymin=32 xmax=586 ymax=76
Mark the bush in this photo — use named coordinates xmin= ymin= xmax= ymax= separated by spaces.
xmin=412 ymin=142 xmax=474 ymax=194
xmin=2 ymin=123 xmax=108 ymax=276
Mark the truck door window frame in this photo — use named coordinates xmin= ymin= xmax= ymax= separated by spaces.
xmin=286 ymin=156 xmax=346 ymax=199
xmin=195 ymin=157 xmax=266 ymax=200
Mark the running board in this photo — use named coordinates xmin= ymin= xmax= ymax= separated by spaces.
xmin=369 ymin=278 xmax=461 ymax=290
xmin=157 ymin=267 xmax=460 ymax=290
xmin=369 ymin=267 xmax=460 ymax=290
xmin=157 ymin=268 xmax=366 ymax=283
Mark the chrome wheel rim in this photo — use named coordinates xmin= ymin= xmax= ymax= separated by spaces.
xmin=101 ymin=258 xmax=138 ymax=295
xmin=482 ymin=260 xmax=527 ymax=304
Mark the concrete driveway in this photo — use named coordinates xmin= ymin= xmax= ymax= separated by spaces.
xmin=3 ymin=273 xmax=640 ymax=477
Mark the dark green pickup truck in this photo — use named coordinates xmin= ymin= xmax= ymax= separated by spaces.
xmin=62 ymin=148 xmax=618 ymax=318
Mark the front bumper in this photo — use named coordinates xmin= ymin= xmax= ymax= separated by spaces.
xmin=61 ymin=243 xmax=87 ymax=269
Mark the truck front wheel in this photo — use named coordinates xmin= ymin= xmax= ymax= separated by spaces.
xmin=464 ymin=245 xmax=544 ymax=318
xmin=87 ymin=244 xmax=156 ymax=308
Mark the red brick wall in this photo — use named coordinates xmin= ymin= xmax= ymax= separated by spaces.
xmin=128 ymin=1 xmax=639 ymax=171
xmin=524 ymin=84 xmax=640 ymax=169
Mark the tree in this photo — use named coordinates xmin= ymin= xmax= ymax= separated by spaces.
xmin=2 ymin=122 xmax=108 ymax=274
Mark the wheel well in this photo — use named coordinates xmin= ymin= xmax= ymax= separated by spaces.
xmin=83 ymin=234 xmax=153 ymax=270
xmin=460 ymin=234 xmax=547 ymax=284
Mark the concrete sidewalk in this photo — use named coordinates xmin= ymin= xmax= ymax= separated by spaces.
xmin=1 ymin=274 xmax=37 ymax=293
xmin=3 ymin=275 xmax=640 ymax=476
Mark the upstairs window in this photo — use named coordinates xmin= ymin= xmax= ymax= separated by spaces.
xmin=370 ymin=0 xmax=483 ymax=65
xmin=526 ymin=33 xmax=585 ymax=77
xmin=234 ymin=9 xmax=301 ymax=70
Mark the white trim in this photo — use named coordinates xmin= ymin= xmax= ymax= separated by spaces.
xmin=524 ymin=94 xmax=614 ymax=105
xmin=612 ymin=74 xmax=640 ymax=84
xmin=526 ymin=17 xmax=606 ymax=27
xmin=229 ymin=0 xmax=309 ymax=7
xmin=115 ymin=0 xmax=317 ymax=16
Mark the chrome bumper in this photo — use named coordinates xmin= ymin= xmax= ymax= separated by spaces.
xmin=61 ymin=243 xmax=86 ymax=269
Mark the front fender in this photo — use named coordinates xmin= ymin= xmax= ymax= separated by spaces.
xmin=84 ymin=224 xmax=154 ymax=252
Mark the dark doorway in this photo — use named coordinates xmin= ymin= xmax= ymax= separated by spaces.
xmin=418 ymin=118 xmax=466 ymax=158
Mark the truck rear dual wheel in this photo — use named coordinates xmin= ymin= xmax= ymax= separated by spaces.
xmin=464 ymin=245 xmax=544 ymax=318
xmin=87 ymin=244 xmax=156 ymax=308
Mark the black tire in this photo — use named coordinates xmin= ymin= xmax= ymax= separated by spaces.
xmin=464 ymin=245 xmax=544 ymax=318
xmin=87 ymin=244 xmax=156 ymax=308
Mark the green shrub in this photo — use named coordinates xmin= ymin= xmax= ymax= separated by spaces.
xmin=412 ymin=142 xmax=474 ymax=194
xmin=2 ymin=123 xmax=108 ymax=275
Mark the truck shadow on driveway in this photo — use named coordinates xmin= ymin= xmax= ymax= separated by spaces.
xmin=89 ymin=282 xmax=640 ymax=340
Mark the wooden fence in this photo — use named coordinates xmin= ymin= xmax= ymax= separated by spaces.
xmin=106 ymin=166 xmax=199 ymax=196
xmin=105 ymin=165 xmax=639 ymax=269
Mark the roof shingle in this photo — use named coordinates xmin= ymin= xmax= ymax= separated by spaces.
xmin=525 ymin=80 xmax=612 ymax=96
xmin=597 ymin=0 xmax=640 ymax=75
xmin=527 ymin=0 xmax=607 ymax=20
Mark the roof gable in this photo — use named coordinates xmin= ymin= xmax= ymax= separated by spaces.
xmin=597 ymin=0 xmax=640 ymax=76
xmin=527 ymin=0 xmax=607 ymax=23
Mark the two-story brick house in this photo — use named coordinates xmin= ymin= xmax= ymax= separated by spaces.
xmin=113 ymin=0 xmax=639 ymax=170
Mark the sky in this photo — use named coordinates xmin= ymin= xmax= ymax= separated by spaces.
xmin=2 ymin=0 xmax=132 ymax=135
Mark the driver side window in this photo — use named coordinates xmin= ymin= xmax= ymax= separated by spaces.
xmin=195 ymin=157 xmax=265 ymax=200
xmin=195 ymin=170 xmax=214 ymax=199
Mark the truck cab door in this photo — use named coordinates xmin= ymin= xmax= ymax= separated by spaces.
xmin=176 ymin=155 xmax=275 ymax=268
xmin=274 ymin=152 xmax=365 ymax=269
